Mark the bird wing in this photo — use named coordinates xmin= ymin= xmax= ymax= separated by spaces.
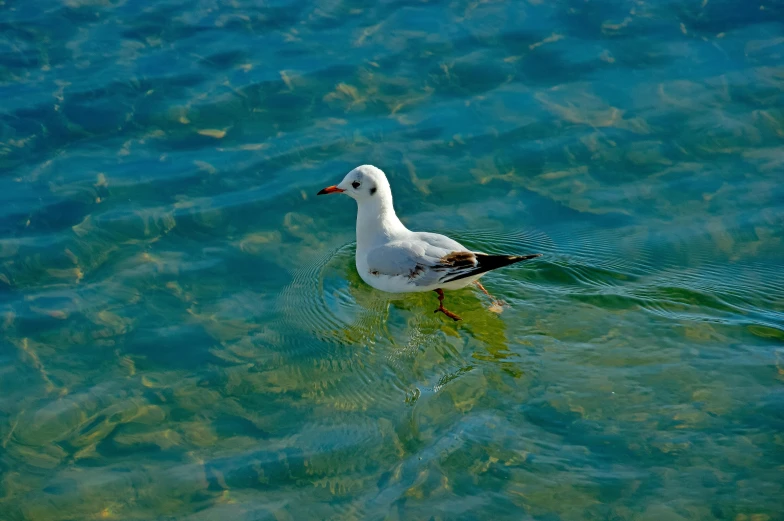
xmin=365 ymin=237 xmax=542 ymax=288
xmin=411 ymin=232 xmax=468 ymax=252
xmin=364 ymin=239 xmax=479 ymax=288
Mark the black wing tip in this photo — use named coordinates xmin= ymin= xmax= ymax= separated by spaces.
xmin=441 ymin=252 xmax=542 ymax=283
xmin=473 ymin=252 xmax=543 ymax=265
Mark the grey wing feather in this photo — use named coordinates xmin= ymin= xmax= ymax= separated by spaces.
xmin=365 ymin=238 xmax=478 ymax=287
xmin=365 ymin=242 xmax=424 ymax=276
xmin=413 ymin=232 xmax=467 ymax=252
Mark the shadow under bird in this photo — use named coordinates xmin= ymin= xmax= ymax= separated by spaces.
xmin=317 ymin=165 xmax=541 ymax=321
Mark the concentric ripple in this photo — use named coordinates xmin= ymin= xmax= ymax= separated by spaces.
xmin=275 ymin=242 xmax=394 ymax=352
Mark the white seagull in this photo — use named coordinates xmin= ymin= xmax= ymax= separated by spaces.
xmin=317 ymin=165 xmax=541 ymax=321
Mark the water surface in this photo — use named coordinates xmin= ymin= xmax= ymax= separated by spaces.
xmin=1 ymin=0 xmax=783 ymax=519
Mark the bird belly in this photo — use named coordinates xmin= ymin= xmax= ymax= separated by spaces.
xmin=356 ymin=254 xmax=484 ymax=293
xmin=367 ymin=274 xmax=420 ymax=293
xmin=360 ymin=270 xmax=483 ymax=294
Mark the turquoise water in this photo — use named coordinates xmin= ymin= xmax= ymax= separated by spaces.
xmin=2 ymin=0 xmax=784 ymax=519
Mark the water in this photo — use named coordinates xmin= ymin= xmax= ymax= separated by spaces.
xmin=1 ymin=0 xmax=783 ymax=519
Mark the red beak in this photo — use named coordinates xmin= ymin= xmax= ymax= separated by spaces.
xmin=317 ymin=185 xmax=344 ymax=195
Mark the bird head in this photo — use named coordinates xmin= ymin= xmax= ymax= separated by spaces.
xmin=317 ymin=164 xmax=390 ymax=203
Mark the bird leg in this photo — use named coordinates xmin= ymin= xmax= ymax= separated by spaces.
xmin=474 ymin=281 xmax=492 ymax=297
xmin=433 ymin=288 xmax=461 ymax=321
xmin=474 ymin=281 xmax=507 ymax=307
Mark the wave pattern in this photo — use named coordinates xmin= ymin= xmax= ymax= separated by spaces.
xmin=1 ymin=0 xmax=783 ymax=519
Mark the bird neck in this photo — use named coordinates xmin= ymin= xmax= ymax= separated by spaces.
xmin=355 ymin=194 xmax=406 ymax=251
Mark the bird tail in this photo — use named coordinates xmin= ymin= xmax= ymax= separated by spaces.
xmin=442 ymin=253 xmax=541 ymax=283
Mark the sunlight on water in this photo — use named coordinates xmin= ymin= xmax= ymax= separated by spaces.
xmin=1 ymin=0 xmax=783 ymax=519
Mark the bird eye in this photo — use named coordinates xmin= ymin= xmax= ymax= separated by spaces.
xmin=352 ymin=181 xmax=360 ymax=189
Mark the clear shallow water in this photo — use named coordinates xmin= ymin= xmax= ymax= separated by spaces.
xmin=1 ymin=0 xmax=783 ymax=519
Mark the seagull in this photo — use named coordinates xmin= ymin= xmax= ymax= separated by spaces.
xmin=317 ymin=165 xmax=541 ymax=321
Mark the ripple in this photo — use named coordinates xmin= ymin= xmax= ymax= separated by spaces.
xmin=269 ymin=241 xmax=410 ymax=411
xmin=448 ymin=226 xmax=556 ymax=257
xmin=276 ymin=242 xmax=382 ymax=350
xmin=455 ymin=222 xmax=784 ymax=333
xmin=3 ymin=0 xmax=784 ymax=518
